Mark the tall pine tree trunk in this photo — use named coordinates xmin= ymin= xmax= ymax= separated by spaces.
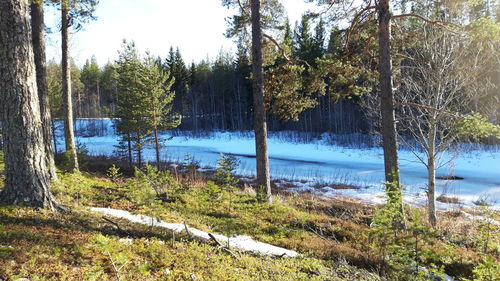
xmin=251 ymin=0 xmax=271 ymax=202
xmin=154 ymin=128 xmax=161 ymax=170
xmin=0 ymin=0 xmax=60 ymax=210
xmin=137 ymin=146 xmax=142 ymax=168
xmin=61 ymin=0 xmax=79 ymax=172
xmin=378 ymin=0 xmax=400 ymax=193
xmin=52 ymin=120 xmax=58 ymax=154
xmin=127 ymin=133 xmax=133 ymax=169
xmin=31 ymin=2 xmax=58 ymax=180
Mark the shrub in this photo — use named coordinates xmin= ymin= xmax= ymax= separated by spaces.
xmin=106 ymin=164 xmax=122 ymax=184
xmin=181 ymin=153 xmax=200 ymax=173
xmin=133 ymin=163 xmax=181 ymax=202
xmin=212 ymin=153 xmax=239 ymax=188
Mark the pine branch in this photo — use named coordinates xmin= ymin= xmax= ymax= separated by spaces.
xmin=262 ymin=33 xmax=312 ymax=68
xmin=344 ymin=5 xmax=378 ymax=50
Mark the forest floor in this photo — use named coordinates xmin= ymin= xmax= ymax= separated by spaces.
xmin=0 ymin=152 xmax=498 ymax=281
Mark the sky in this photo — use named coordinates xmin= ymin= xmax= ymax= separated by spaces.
xmin=45 ymin=0 xmax=318 ymax=67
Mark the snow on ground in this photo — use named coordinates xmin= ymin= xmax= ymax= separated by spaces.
xmin=91 ymin=207 xmax=298 ymax=258
xmin=59 ymin=119 xmax=500 ymax=209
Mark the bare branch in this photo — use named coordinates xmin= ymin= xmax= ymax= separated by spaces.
xmin=344 ymin=5 xmax=378 ymax=50
xmin=263 ymin=33 xmax=312 ymax=68
xmin=396 ymin=102 xmax=460 ymax=117
xmin=392 ymin=13 xmax=459 ymax=33
xmin=237 ymin=0 xmax=250 ymax=16
xmin=208 ymin=233 xmax=240 ymax=259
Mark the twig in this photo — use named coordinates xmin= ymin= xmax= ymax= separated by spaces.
xmin=208 ymin=233 xmax=240 ymax=259
xmin=103 ymin=217 xmax=132 ymax=236
xmin=305 ymin=224 xmax=334 ymax=242
xmin=344 ymin=5 xmax=378 ymax=50
xmin=236 ymin=0 xmax=249 ymax=15
xmin=392 ymin=13 xmax=459 ymax=33
xmin=184 ymin=221 xmax=193 ymax=238
xmin=396 ymin=102 xmax=460 ymax=116
xmin=234 ymin=0 xmax=311 ymax=68
xmin=136 ymin=167 xmax=162 ymax=196
xmin=106 ymin=251 xmax=125 ymax=281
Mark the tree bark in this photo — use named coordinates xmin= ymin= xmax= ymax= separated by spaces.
xmin=378 ymin=0 xmax=400 ymax=191
xmin=127 ymin=133 xmax=133 ymax=169
xmin=0 ymin=0 xmax=60 ymax=210
xmin=61 ymin=0 xmax=79 ymax=172
xmin=31 ymin=2 xmax=58 ymax=180
xmin=427 ymin=123 xmax=437 ymax=227
xmin=52 ymin=120 xmax=58 ymax=154
xmin=137 ymin=144 xmax=142 ymax=168
xmin=251 ymin=0 xmax=272 ymax=202
xmin=154 ymin=128 xmax=161 ymax=170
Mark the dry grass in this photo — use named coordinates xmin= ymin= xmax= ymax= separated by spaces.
xmin=0 ymin=152 xmax=498 ymax=280
xmin=436 ymin=194 xmax=461 ymax=204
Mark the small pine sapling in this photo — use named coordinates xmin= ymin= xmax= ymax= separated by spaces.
xmin=370 ymin=185 xmax=449 ymax=280
xmin=182 ymin=153 xmax=200 ymax=180
xmin=212 ymin=153 xmax=240 ymax=214
xmin=106 ymin=164 xmax=122 ymax=185
xmin=212 ymin=153 xmax=240 ymax=188
xmin=469 ymin=208 xmax=500 ymax=281
xmin=128 ymin=164 xmax=180 ymax=226
xmin=135 ymin=163 xmax=181 ymax=202
xmin=369 ymin=185 xmax=404 ymax=276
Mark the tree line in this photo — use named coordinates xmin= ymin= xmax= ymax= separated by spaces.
xmin=0 ymin=0 xmax=499 ymax=229
xmin=46 ymin=16 xmax=371 ymax=135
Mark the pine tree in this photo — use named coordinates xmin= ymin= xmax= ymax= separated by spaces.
xmin=58 ymin=0 xmax=99 ymax=172
xmin=115 ymin=41 xmax=144 ymax=168
xmin=294 ymin=15 xmax=316 ymax=65
xmin=0 ymin=0 xmax=61 ymax=210
xmin=80 ymin=56 xmax=102 ymax=117
xmin=313 ymin=18 xmax=326 ymax=59
xmin=142 ymin=55 xmax=180 ymax=169
xmin=61 ymin=0 xmax=78 ymax=171
xmin=115 ymin=42 xmax=180 ymax=169
xmin=326 ymin=27 xmax=343 ymax=56
xmin=30 ymin=0 xmax=58 ymax=179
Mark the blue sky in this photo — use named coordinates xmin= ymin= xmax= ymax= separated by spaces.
xmin=45 ymin=0 xmax=317 ymax=66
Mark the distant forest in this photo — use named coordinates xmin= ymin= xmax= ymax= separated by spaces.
xmin=48 ymin=16 xmax=371 ymax=135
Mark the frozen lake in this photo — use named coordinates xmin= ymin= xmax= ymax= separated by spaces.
xmin=59 ymin=119 xmax=500 ymax=208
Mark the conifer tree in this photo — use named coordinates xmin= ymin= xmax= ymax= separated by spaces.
xmin=115 ymin=42 xmax=180 ymax=169
xmin=294 ymin=15 xmax=316 ymax=65
xmin=30 ymin=0 xmax=58 ymax=180
xmin=115 ymin=41 xmax=144 ymax=168
xmin=0 ymin=0 xmax=61 ymax=210
xmin=222 ymin=0 xmax=286 ymax=201
xmin=142 ymin=55 xmax=180 ymax=169
xmin=58 ymin=0 xmax=99 ymax=172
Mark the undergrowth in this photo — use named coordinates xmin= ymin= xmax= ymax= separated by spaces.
xmin=0 ymin=152 xmax=498 ymax=280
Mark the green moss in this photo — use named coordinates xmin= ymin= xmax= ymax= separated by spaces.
xmin=0 ymin=207 xmax=378 ymax=281
xmin=0 ymin=152 xmax=495 ymax=280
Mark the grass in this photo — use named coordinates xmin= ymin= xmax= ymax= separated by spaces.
xmin=1 ymin=207 xmax=375 ymax=281
xmin=0 ymin=152 xmax=498 ymax=280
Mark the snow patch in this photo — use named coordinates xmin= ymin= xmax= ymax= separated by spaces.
xmin=61 ymin=120 xmax=500 ymax=208
xmin=91 ymin=207 xmax=299 ymax=258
